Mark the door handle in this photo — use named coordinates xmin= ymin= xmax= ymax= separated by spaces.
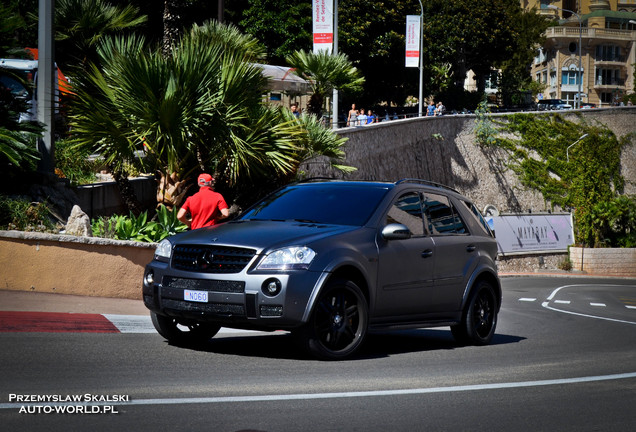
xmin=466 ymin=244 xmax=476 ymax=252
xmin=421 ymin=249 xmax=433 ymax=258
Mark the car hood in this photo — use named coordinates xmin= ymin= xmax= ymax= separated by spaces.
xmin=170 ymin=220 xmax=361 ymax=252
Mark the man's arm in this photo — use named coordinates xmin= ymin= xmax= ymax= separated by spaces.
xmin=219 ymin=207 xmax=229 ymax=219
xmin=177 ymin=207 xmax=191 ymax=227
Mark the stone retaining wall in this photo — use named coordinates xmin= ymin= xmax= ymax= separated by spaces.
xmin=0 ymin=231 xmax=154 ymax=300
xmin=569 ymin=247 xmax=636 ymax=277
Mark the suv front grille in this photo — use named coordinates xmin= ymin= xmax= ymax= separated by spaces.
xmin=172 ymin=245 xmax=256 ymax=273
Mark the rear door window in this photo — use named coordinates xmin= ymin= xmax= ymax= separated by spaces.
xmin=422 ymin=193 xmax=467 ymax=235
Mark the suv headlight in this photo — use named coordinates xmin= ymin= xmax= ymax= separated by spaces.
xmin=155 ymin=239 xmax=173 ymax=260
xmin=257 ymin=246 xmax=316 ymax=271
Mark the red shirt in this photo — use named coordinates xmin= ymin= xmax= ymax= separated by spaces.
xmin=181 ymin=187 xmax=228 ymax=230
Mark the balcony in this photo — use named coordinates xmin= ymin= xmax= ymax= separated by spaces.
xmin=594 ymin=78 xmax=626 ymax=89
xmin=546 ymin=27 xmax=635 ymax=42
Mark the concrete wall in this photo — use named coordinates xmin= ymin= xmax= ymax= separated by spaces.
xmin=301 ymin=107 xmax=636 ymax=214
xmin=570 ymin=247 xmax=636 ymax=277
xmin=0 ymin=231 xmax=154 ymax=299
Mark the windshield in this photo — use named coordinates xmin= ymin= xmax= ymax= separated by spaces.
xmin=240 ymin=183 xmax=390 ymax=226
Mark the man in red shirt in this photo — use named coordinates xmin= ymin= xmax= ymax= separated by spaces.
xmin=177 ymin=173 xmax=229 ymax=230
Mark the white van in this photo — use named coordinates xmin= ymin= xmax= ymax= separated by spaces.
xmin=0 ymin=58 xmax=64 ymax=122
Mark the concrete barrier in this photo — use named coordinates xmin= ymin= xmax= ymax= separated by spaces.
xmin=0 ymin=231 xmax=155 ymax=300
xmin=569 ymin=247 xmax=636 ymax=277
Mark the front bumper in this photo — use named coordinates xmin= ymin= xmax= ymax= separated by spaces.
xmin=142 ymin=260 xmax=325 ymax=330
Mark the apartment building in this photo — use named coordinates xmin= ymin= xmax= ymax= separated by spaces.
xmin=525 ymin=0 xmax=636 ymax=106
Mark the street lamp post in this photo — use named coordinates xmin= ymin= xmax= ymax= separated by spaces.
xmin=548 ymin=5 xmax=582 ymax=109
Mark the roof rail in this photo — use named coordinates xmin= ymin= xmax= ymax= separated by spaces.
xmin=395 ymin=178 xmax=459 ymax=193
xmin=298 ymin=177 xmax=338 ymax=183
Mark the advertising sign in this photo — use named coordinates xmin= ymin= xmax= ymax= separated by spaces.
xmin=485 ymin=214 xmax=574 ymax=255
xmin=405 ymin=15 xmax=420 ymax=68
xmin=313 ymin=0 xmax=333 ymax=53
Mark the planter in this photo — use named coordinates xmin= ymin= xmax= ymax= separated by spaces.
xmin=569 ymin=247 xmax=636 ymax=277
xmin=0 ymin=231 xmax=155 ymax=300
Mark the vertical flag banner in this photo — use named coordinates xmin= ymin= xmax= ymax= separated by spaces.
xmin=313 ymin=0 xmax=333 ymax=53
xmin=405 ymin=15 xmax=420 ymax=68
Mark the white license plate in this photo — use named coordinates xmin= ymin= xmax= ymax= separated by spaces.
xmin=184 ymin=290 xmax=208 ymax=303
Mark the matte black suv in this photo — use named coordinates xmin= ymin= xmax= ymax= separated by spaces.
xmin=143 ymin=179 xmax=501 ymax=359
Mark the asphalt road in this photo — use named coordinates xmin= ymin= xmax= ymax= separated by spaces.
xmin=1 ymin=276 xmax=635 ymax=431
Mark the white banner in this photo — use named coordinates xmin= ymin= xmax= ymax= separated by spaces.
xmin=485 ymin=214 xmax=575 ymax=255
xmin=313 ymin=0 xmax=333 ymax=53
xmin=405 ymin=15 xmax=420 ymax=68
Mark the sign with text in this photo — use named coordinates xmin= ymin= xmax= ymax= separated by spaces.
xmin=486 ymin=214 xmax=574 ymax=254
xmin=313 ymin=0 xmax=333 ymax=53
xmin=405 ymin=15 xmax=420 ymax=68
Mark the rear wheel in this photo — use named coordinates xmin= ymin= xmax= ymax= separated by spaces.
xmin=451 ymin=280 xmax=498 ymax=346
xmin=150 ymin=312 xmax=220 ymax=344
xmin=295 ymin=279 xmax=368 ymax=360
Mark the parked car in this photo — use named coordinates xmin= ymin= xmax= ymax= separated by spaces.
xmin=580 ymin=102 xmax=597 ymax=109
xmin=142 ymin=179 xmax=501 ymax=359
xmin=537 ymin=98 xmax=572 ymax=111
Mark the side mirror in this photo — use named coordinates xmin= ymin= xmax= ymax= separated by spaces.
xmin=381 ymin=223 xmax=412 ymax=240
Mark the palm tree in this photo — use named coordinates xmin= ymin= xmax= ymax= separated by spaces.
xmin=286 ymin=49 xmax=364 ymax=118
xmin=55 ymin=0 xmax=147 ymax=70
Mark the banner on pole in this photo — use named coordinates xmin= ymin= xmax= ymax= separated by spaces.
xmin=313 ymin=0 xmax=333 ymax=53
xmin=405 ymin=15 xmax=420 ymax=68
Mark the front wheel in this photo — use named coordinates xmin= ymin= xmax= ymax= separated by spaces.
xmin=451 ymin=280 xmax=498 ymax=346
xmin=294 ymin=279 xmax=368 ymax=360
xmin=150 ymin=312 xmax=220 ymax=344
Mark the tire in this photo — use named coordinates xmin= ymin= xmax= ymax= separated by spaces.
xmin=150 ymin=312 xmax=220 ymax=344
xmin=295 ymin=279 xmax=368 ymax=360
xmin=451 ymin=280 xmax=498 ymax=346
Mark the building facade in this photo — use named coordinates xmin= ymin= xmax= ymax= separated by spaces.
xmin=525 ymin=0 xmax=636 ymax=106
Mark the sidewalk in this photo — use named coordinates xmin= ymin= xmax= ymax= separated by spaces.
xmin=0 ymin=290 xmax=148 ymax=315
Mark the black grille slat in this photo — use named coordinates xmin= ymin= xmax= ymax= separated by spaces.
xmin=163 ymin=276 xmax=245 ymax=293
xmin=172 ymin=245 xmax=256 ymax=273
xmin=163 ymin=299 xmax=245 ymax=316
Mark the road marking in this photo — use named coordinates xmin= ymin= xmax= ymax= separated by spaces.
xmin=0 ymin=311 xmax=119 ymax=333
xmin=519 ymin=298 xmax=536 ymax=302
xmin=554 ymin=300 xmax=570 ymax=304
xmin=590 ymin=303 xmax=606 ymax=307
xmin=626 ymin=306 xmax=636 ymax=310
xmin=1 ymin=372 xmax=635 ymax=409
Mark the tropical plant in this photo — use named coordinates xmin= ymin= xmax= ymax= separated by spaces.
xmin=286 ymin=49 xmax=365 ymax=118
xmin=589 ymin=195 xmax=636 ymax=248
xmin=0 ymin=194 xmax=56 ymax=232
xmin=91 ymin=205 xmax=187 ymax=242
xmin=55 ymin=0 xmax=147 ymax=70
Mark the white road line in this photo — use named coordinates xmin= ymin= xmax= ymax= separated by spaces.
xmin=519 ymin=298 xmax=537 ymax=302
xmin=626 ymin=305 xmax=636 ymax=310
xmin=2 ymin=372 xmax=635 ymax=409
xmin=590 ymin=303 xmax=606 ymax=307
xmin=554 ymin=300 xmax=571 ymax=304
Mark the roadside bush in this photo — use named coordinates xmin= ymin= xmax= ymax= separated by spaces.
xmin=54 ymin=139 xmax=101 ymax=185
xmin=589 ymin=195 xmax=636 ymax=248
xmin=0 ymin=194 xmax=57 ymax=232
xmin=91 ymin=205 xmax=187 ymax=242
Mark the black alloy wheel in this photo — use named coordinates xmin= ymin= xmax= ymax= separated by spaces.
xmin=451 ymin=280 xmax=498 ymax=346
xmin=297 ymin=279 xmax=368 ymax=360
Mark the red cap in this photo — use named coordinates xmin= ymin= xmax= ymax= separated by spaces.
xmin=198 ymin=173 xmax=214 ymax=186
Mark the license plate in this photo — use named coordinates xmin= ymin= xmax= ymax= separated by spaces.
xmin=184 ymin=290 xmax=208 ymax=303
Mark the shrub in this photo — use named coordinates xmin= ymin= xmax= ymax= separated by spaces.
xmin=0 ymin=194 xmax=57 ymax=232
xmin=91 ymin=205 xmax=187 ymax=242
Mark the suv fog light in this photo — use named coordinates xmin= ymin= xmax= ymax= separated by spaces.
xmin=144 ymin=271 xmax=154 ymax=286
xmin=261 ymin=278 xmax=282 ymax=297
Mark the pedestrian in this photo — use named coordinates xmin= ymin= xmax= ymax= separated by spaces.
xmin=177 ymin=173 xmax=229 ymax=230
xmin=347 ymin=103 xmax=358 ymax=126
xmin=427 ymin=100 xmax=436 ymax=116
xmin=435 ymin=101 xmax=445 ymax=116
xmin=357 ymin=108 xmax=367 ymax=126
xmin=366 ymin=109 xmax=376 ymax=125
xmin=290 ymin=103 xmax=300 ymax=118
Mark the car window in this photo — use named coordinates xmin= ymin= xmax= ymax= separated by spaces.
xmin=386 ymin=192 xmax=424 ymax=236
xmin=460 ymin=200 xmax=492 ymax=236
xmin=423 ymin=193 xmax=467 ymax=235
xmin=0 ymin=74 xmax=29 ymax=98
xmin=240 ymin=184 xmax=390 ymax=226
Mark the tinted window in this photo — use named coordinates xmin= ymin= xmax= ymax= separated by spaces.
xmin=423 ymin=193 xmax=467 ymax=234
xmin=461 ymin=200 xmax=492 ymax=236
xmin=386 ymin=192 xmax=424 ymax=236
xmin=240 ymin=183 xmax=390 ymax=226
